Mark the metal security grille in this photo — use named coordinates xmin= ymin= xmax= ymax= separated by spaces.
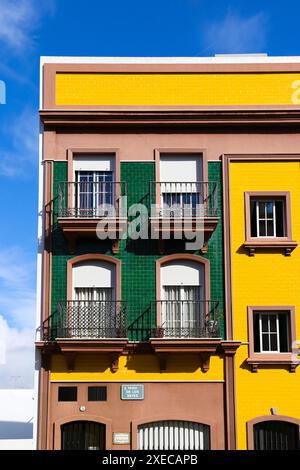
xmin=138 ymin=420 xmax=210 ymax=450
xmin=254 ymin=421 xmax=299 ymax=450
xmin=150 ymin=181 xmax=218 ymax=218
xmin=151 ymin=300 xmax=220 ymax=339
xmin=61 ymin=421 xmax=106 ymax=450
xmin=56 ymin=300 xmax=127 ymax=339
xmin=58 ymin=180 xmax=127 ymax=218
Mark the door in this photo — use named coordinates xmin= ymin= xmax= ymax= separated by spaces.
xmin=159 ymin=155 xmax=203 ymax=217
xmin=162 ymin=286 xmax=203 ymax=337
xmin=61 ymin=421 xmax=106 ymax=450
xmin=138 ymin=420 xmax=210 ymax=450
xmin=74 ymin=287 xmax=113 ymax=338
xmin=76 ymin=171 xmax=113 ymax=217
xmin=254 ymin=420 xmax=299 ymax=450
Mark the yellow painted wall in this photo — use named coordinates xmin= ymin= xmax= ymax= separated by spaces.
xmin=229 ymin=161 xmax=300 ymax=449
xmin=56 ymin=73 xmax=300 ymax=106
xmin=50 ymin=353 xmax=224 ymax=382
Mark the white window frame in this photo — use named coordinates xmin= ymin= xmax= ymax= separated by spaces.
xmin=255 ymin=200 xmax=276 ymax=238
xmin=258 ymin=313 xmax=280 ymax=353
xmin=256 ymin=312 xmax=290 ymax=354
xmin=75 ymin=170 xmax=114 ymax=215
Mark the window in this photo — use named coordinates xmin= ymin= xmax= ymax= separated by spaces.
xmin=76 ymin=171 xmax=113 ymax=217
xmin=72 ymin=154 xmax=115 ymax=218
xmin=253 ymin=311 xmax=290 ymax=353
xmin=74 ymin=287 xmax=112 ymax=303
xmin=88 ymin=386 xmax=107 ymax=402
xmin=156 ymin=256 xmax=219 ymax=341
xmin=250 ymin=198 xmax=285 ymax=238
xmin=253 ymin=421 xmax=299 ymax=450
xmin=61 ymin=421 xmax=106 ymax=450
xmin=163 ymin=285 xmax=202 ymax=334
xmin=159 ymin=154 xmax=203 ymax=218
xmin=244 ymin=192 xmax=296 ymax=256
xmin=58 ymin=386 xmax=77 ymax=402
xmin=138 ymin=420 xmax=210 ymax=450
xmin=70 ymin=260 xmax=118 ymax=339
xmin=247 ymin=306 xmax=297 ymax=372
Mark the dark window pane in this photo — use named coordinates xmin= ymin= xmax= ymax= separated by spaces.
xmin=266 ymin=202 xmax=273 ymax=218
xmin=58 ymin=387 xmax=77 ymax=402
xmin=269 ymin=315 xmax=277 ymax=332
xmin=88 ymin=386 xmax=107 ymax=402
xmin=258 ymin=202 xmax=265 ymax=218
xmin=267 ymin=220 xmax=275 ymax=236
xmin=250 ymin=200 xmax=257 ymax=237
xmin=279 ymin=314 xmax=290 ymax=352
xmin=253 ymin=314 xmax=261 ymax=352
xmin=270 ymin=334 xmax=278 ymax=351
xmin=261 ymin=315 xmax=269 ymax=332
xmin=275 ymin=200 xmax=285 ymax=237
xmin=262 ymin=334 xmax=269 ymax=351
xmin=259 ymin=220 xmax=266 ymax=236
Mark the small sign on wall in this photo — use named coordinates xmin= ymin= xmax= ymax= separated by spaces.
xmin=113 ymin=432 xmax=131 ymax=445
xmin=121 ymin=384 xmax=144 ymax=400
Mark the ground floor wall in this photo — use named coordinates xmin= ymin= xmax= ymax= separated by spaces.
xmin=234 ymin=347 xmax=300 ymax=449
xmin=46 ymin=381 xmax=225 ymax=450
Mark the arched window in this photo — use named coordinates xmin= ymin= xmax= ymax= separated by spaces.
xmin=156 ymin=255 xmax=212 ymax=338
xmin=138 ymin=420 xmax=210 ymax=450
xmin=254 ymin=420 xmax=299 ymax=450
xmin=61 ymin=421 xmax=106 ymax=450
xmin=72 ymin=260 xmax=116 ymax=303
xmin=63 ymin=255 xmax=124 ymax=339
xmin=161 ymin=260 xmax=204 ymax=335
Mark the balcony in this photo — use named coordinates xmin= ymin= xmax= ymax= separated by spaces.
xmin=149 ymin=182 xmax=219 ymax=252
xmin=41 ymin=300 xmax=128 ymax=372
xmin=57 ymin=181 xmax=127 ymax=252
xmin=149 ymin=300 xmax=221 ymax=372
xmin=37 ymin=299 xmax=240 ymax=373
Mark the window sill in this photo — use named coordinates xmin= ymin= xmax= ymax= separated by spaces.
xmin=243 ymin=239 xmax=298 ymax=256
xmin=246 ymin=354 xmax=298 ymax=373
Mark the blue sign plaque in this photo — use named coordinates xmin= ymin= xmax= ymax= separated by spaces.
xmin=121 ymin=384 xmax=144 ymax=400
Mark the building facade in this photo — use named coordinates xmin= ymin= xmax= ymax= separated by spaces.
xmin=36 ymin=56 xmax=300 ymax=450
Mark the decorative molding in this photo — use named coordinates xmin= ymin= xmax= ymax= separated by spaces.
xmin=149 ymin=338 xmax=221 ymax=372
xmin=243 ymin=240 xmax=297 ymax=256
xmin=247 ymin=306 xmax=297 ymax=372
xmin=40 ymin=109 xmax=300 ymax=128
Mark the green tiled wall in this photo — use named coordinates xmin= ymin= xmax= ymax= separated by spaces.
xmin=51 ymin=160 xmax=225 ymax=339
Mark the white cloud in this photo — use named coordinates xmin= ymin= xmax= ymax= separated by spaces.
xmin=0 ymin=247 xmax=36 ymax=329
xmin=0 ymin=315 xmax=34 ymax=388
xmin=202 ymin=10 xmax=267 ymax=54
xmin=0 ymin=248 xmax=36 ymax=388
xmin=0 ymin=0 xmax=55 ymax=52
xmin=0 ymin=107 xmax=39 ymax=178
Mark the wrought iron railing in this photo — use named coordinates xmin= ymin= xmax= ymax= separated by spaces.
xmin=149 ymin=181 xmax=218 ymax=218
xmin=43 ymin=301 xmax=127 ymax=340
xmin=58 ymin=181 xmax=127 ymax=218
xmin=42 ymin=300 xmax=220 ymax=342
xmin=150 ymin=300 xmax=220 ymax=339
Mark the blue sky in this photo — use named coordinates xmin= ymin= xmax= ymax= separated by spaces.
xmin=0 ymin=0 xmax=300 ymax=387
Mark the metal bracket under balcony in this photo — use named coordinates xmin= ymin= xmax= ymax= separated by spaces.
xmin=149 ymin=300 xmax=221 ymax=372
xmin=149 ymin=182 xmax=219 ymax=253
xmin=39 ymin=300 xmax=128 ymax=372
xmin=57 ymin=181 xmax=127 ymax=253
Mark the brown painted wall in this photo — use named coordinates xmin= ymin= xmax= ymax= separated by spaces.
xmin=49 ymin=382 xmax=225 ymax=450
xmin=44 ymin=130 xmax=300 ymax=163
